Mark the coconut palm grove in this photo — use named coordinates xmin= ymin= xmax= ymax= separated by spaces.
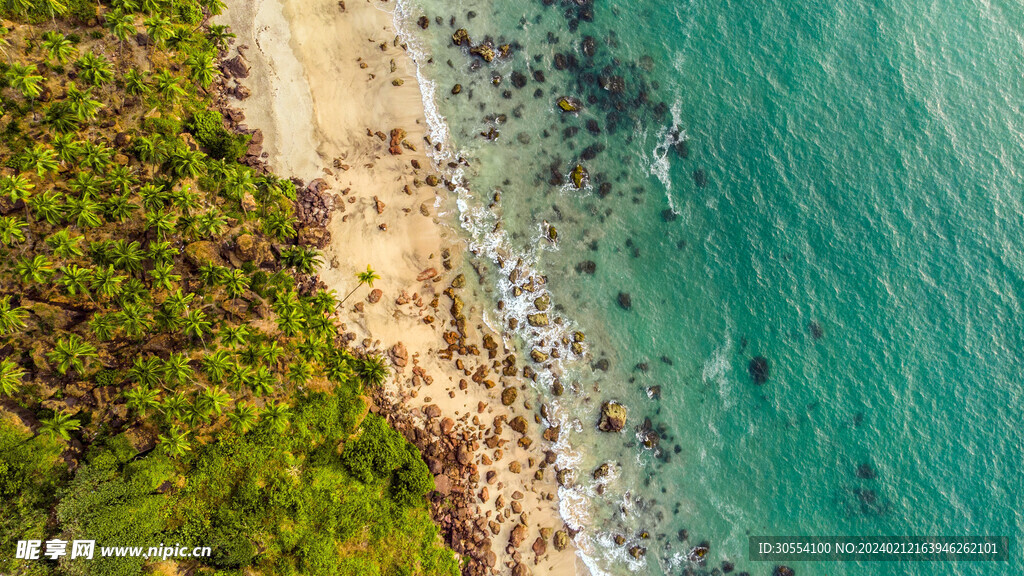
xmin=0 ymin=0 xmax=458 ymax=574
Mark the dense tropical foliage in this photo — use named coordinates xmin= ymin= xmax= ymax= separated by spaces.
xmin=0 ymin=2 xmax=452 ymax=575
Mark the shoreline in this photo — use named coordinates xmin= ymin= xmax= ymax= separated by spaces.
xmin=216 ymin=0 xmax=582 ymax=574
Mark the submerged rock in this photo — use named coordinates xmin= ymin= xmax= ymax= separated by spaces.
xmin=693 ymin=168 xmax=707 ymax=187
xmin=470 ymin=43 xmax=496 ymax=62
xmin=774 ymin=567 xmax=795 ymax=576
xmin=570 ymin=164 xmax=588 ymax=188
xmin=556 ymin=96 xmax=582 ymax=112
xmin=617 ymin=292 xmax=632 ymax=311
xmin=598 ymin=401 xmax=627 ymax=432
xmin=749 ymin=356 xmax=769 ymax=384
xmin=452 ymin=28 xmax=470 ymax=46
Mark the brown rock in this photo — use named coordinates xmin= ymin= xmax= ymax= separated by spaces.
xmin=417 ymin=267 xmax=438 ymax=281
xmin=598 ymin=401 xmax=627 ymax=432
xmin=374 ymin=196 xmax=385 ymax=214
xmin=510 ymin=524 xmax=527 ymax=548
xmin=423 ymin=404 xmax=441 ymax=419
xmin=509 ymin=416 xmax=528 ymax=434
xmin=433 ymin=473 xmax=452 ymax=496
xmin=532 ymin=537 xmax=547 ymax=558
xmin=222 ymin=54 xmax=251 ymax=78
xmin=501 ymin=387 xmax=518 ymax=406
xmin=553 ymin=530 xmax=569 ymax=551
xmin=390 ymin=342 xmax=408 ymax=367
xmin=367 ymin=289 xmax=383 ymax=303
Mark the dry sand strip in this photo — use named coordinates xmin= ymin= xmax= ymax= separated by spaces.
xmin=217 ymin=0 xmax=583 ymax=574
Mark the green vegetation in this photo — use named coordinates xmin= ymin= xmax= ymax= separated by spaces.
xmin=0 ymin=3 xmax=454 ymax=576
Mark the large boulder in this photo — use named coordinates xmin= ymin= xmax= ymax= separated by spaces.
xmin=221 ymin=54 xmax=250 ymax=78
xmin=184 ymin=240 xmax=226 ymax=267
xmin=598 ymin=401 xmax=627 ymax=432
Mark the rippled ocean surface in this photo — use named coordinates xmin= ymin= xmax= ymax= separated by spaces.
xmin=392 ymin=0 xmax=1024 ymax=573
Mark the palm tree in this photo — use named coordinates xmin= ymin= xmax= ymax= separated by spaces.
xmin=18 ymin=144 xmax=60 ymax=178
xmin=0 ymin=359 xmax=25 ymax=396
xmin=110 ymin=240 xmax=145 ymax=272
xmin=146 ymin=240 xmax=178 ymax=263
xmin=47 ymin=229 xmax=84 ymax=259
xmin=183 ymin=308 xmax=212 ymax=342
xmin=149 ymin=262 xmax=180 ymax=291
xmin=153 ymin=69 xmax=187 ymax=105
xmin=325 ymin=352 xmax=354 ymax=384
xmin=88 ymin=312 xmax=118 ymax=341
xmin=119 ymin=303 xmax=153 ymax=338
xmin=340 ymin=265 xmax=381 ymax=304
xmin=0 ymin=296 xmax=28 ymax=335
xmin=29 ymin=190 xmax=66 ymax=225
xmin=64 ymin=82 xmax=103 ymax=121
xmin=160 ymin=393 xmax=189 ymax=421
xmin=129 ymin=356 xmax=163 ymax=387
xmin=105 ymin=165 xmax=135 ymax=194
xmin=198 ymin=385 xmax=230 ymax=417
xmin=58 ymin=264 xmax=93 ymax=296
xmin=202 ymin=349 xmax=232 ymax=382
xmin=287 ymin=359 xmax=312 ymax=386
xmin=44 ymin=102 xmax=79 ymax=134
xmin=163 ymin=352 xmax=193 ymax=387
xmin=158 ymin=426 xmax=191 ymax=456
xmin=194 ymin=209 xmax=227 ymax=238
xmin=124 ymin=68 xmax=150 ymax=97
xmin=358 ymin=354 xmax=390 ymax=387
xmin=207 ymin=24 xmax=235 ymax=50
xmin=217 ymin=324 xmax=248 ymax=348
xmin=124 ymin=387 xmax=161 ymax=418
xmin=105 ymin=11 xmax=137 ymax=56
xmin=262 ymin=212 xmax=296 ymax=241
xmin=198 ymin=262 xmax=226 ymax=287
xmin=104 ymin=193 xmax=138 ymax=222
xmin=76 ymin=52 xmax=114 ymax=87
xmin=39 ymin=0 xmax=68 ymax=23
xmin=145 ymin=210 xmax=177 ymax=240
xmin=281 ymin=246 xmax=321 ymax=275
xmin=42 ymin=31 xmax=76 ymax=63
xmin=143 ymin=15 xmax=172 ymax=48
xmin=90 ymin=265 xmax=126 ymax=299
xmin=51 ymin=135 xmax=81 ymax=163
xmin=15 ymin=255 xmax=54 ymax=285
xmin=186 ymin=51 xmax=217 ymax=89
xmin=226 ymin=401 xmax=258 ymax=433
xmin=1 ymin=174 xmax=35 ymax=204
xmin=0 ymin=215 xmax=27 ymax=246
xmin=162 ymin=288 xmax=194 ymax=313
xmin=261 ymin=400 xmax=291 ymax=433
xmin=167 ymin=145 xmax=206 ymax=179
xmin=226 ymin=362 xmax=252 ymax=391
xmin=66 ymin=195 xmax=104 ymax=228
xmin=67 ymin=171 xmax=102 ymax=196
xmin=5 ymin=63 xmax=45 ymax=99
xmin=223 ymin=269 xmax=250 ymax=298
xmin=48 ymin=334 xmax=98 ymax=376
xmin=39 ymin=410 xmax=80 ymax=441
xmin=80 ymin=142 xmax=114 ymax=172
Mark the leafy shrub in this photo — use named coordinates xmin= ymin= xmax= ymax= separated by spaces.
xmin=176 ymin=1 xmax=203 ymax=25
xmin=190 ymin=110 xmax=250 ymax=160
xmin=341 ymin=414 xmax=409 ymax=483
xmin=390 ymin=447 xmax=433 ymax=507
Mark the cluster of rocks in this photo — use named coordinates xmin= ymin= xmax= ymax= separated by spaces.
xmin=294 ymin=178 xmax=337 ymax=249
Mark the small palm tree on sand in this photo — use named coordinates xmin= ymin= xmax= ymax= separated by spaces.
xmin=340 ymin=265 xmax=380 ymax=305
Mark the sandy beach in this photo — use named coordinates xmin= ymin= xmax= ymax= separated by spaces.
xmin=217 ymin=0 xmax=581 ymax=573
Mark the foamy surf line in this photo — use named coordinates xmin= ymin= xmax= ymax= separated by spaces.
xmin=386 ymin=3 xmax=616 ymax=574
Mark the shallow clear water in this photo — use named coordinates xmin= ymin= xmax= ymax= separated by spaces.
xmin=392 ymin=0 xmax=1024 ymax=573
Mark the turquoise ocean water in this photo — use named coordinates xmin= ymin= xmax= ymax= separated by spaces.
xmin=390 ymin=0 xmax=1024 ymax=573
